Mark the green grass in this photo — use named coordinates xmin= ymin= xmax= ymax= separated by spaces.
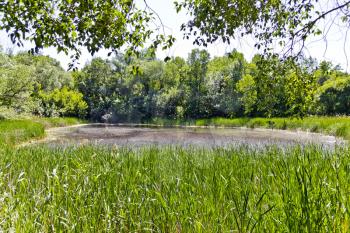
xmin=33 ymin=117 xmax=87 ymax=128
xmin=196 ymin=116 xmax=350 ymax=140
xmin=0 ymin=117 xmax=85 ymax=146
xmin=144 ymin=116 xmax=350 ymax=139
xmin=1 ymin=117 xmax=349 ymax=231
xmin=0 ymin=145 xmax=349 ymax=232
xmin=0 ymin=120 xmax=45 ymax=146
xmin=145 ymin=117 xmax=197 ymax=126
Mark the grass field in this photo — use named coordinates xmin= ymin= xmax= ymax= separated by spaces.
xmin=33 ymin=117 xmax=87 ymax=128
xmin=0 ymin=117 xmax=349 ymax=232
xmin=0 ymin=117 xmax=86 ymax=146
xmin=0 ymin=145 xmax=349 ymax=232
xmin=196 ymin=117 xmax=350 ymax=140
xmin=0 ymin=120 xmax=45 ymax=146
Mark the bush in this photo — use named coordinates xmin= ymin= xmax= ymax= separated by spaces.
xmin=36 ymin=87 xmax=88 ymax=118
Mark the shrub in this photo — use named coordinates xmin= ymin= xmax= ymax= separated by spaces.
xmin=37 ymin=87 xmax=88 ymax=118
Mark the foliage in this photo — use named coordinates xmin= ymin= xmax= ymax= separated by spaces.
xmin=206 ymin=51 xmax=245 ymax=117
xmin=37 ymin=87 xmax=88 ymax=118
xmin=0 ymin=50 xmax=87 ymax=118
xmin=156 ymin=57 xmax=189 ymax=119
xmin=0 ymin=0 xmax=175 ymax=68
xmin=175 ymin=0 xmax=350 ymax=58
xmin=1 ymin=48 xmax=350 ymax=121
xmin=75 ymin=58 xmax=123 ymax=121
xmin=315 ymin=75 xmax=350 ymax=115
xmin=13 ymin=52 xmax=73 ymax=92
xmin=73 ymin=50 xmax=350 ymax=121
xmin=237 ymin=74 xmax=257 ymax=115
xmin=185 ymin=49 xmax=211 ymax=118
xmin=0 ymin=62 xmax=35 ymax=110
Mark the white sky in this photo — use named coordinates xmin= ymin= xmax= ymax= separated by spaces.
xmin=1 ymin=0 xmax=349 ymax=71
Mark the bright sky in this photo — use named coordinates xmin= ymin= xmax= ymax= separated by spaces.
xmin=1 ymin=0 xmax=349 ymax=71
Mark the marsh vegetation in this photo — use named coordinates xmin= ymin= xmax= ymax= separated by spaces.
xmin=1 ymin=1 xmax=350 ymax=231
xmin=1 ymin=144 xmax=349 ymax=232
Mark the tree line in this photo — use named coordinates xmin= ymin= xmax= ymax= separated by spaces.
xmin=0 ymin=47 xmax=349 ymax=122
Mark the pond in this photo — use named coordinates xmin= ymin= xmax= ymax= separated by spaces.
xmin=40 ymin=124 xmax=343 ymax=149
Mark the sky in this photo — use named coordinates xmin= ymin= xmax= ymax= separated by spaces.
xmin=0 ymin=0 xmax=349 ymax=71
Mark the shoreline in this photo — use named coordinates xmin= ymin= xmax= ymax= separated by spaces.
xmin=18 ymin=123 xmax=346 ymax=148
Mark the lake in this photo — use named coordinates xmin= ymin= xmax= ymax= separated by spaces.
xmin=39 ymin=124 xmax=343 ymax=149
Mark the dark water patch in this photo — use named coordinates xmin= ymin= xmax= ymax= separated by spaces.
xmin=39 ymin=124 xmax=345 ymax=149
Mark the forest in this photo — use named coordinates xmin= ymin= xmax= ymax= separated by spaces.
xmin=1 ymin=47 xmax=349 ymax=122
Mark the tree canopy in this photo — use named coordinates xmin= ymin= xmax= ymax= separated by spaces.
xmin=0 ymin=0 xmax=175 ymax=69
xmin=1 ymin=0 xmax=350 ymax=64
xmin=176 ymin=0 xmax=350 ymax=58
xmin=1 ymin=48 xmax=350 ymax=120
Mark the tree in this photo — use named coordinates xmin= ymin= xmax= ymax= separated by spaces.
xmin=126 ymin=59 xmax=164 ymax=121
xmin=315 ymin=74 xmax=350 ymax=115
xmin=0 ymin=0 xmax=175 ymax=69
xmin=75 ymin=58 xmax=117 ymax=121
xmin=157 ymin=57 xmax=189 ymax=119
xmin=236 ymin=73 xmax=257 ymax=116
xmin=284 ymin=67 xmax=317 ymax=117
xmin=185 ymin=49 xmax=210 ymax=118
xmin=246 ymin=55 xmax=289 ymax=117
xmin=13 ymin=53 xmax=73 ymax=92
xmin=206 ymin=52 xmax=245 ymax=117
xmin=2 ymin=0 xmax=349 ymax=67
xmin=37 ymin=87 xmax=87 ymax=117
xmin=0 ymin=64 xmax=34 ymax=109
xmin=175 ymin=0 xmax=350 ymax=58
xmin=0 ymin=50 xmax=35 ymax=110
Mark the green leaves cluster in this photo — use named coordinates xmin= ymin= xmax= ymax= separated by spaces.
xmin=176 ymin=0 xmax=350 ymax=58
xmin=1 ymin=0 xmax=349 ymax=67
xmin=0 ymin=50 xmax=87 ymax=118
xmin=37 ymin=87 xmax=87 ymax=117
xmin=0 ymin=0 xmax=175 ymax=69
xmin=1 ymin=48 xmax=350 ymax=121
xmin=74 ymin=49 xmax=350 ymax=122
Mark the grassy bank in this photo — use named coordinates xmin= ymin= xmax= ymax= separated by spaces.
xmin=147 ymin=116 xmax=350 ymax=139
xmin=0 ymin=120 xmax=45 ymax=146
xmin=0 ymin=145 xmax=348 ymax=232
xmin=0 ymin=117 xmax=86 ymax=146
xmin=196 ymin=117 xmax=350 ymax=140
xmin=33 ymin=117 xmax=87 ymax=129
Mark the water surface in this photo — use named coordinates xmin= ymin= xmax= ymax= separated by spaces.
xmin=41 ymin=124 xmax=343 ymax=148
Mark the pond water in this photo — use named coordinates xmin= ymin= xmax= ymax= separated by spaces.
xmin=40 ymin=124 xmax=343 ymax=149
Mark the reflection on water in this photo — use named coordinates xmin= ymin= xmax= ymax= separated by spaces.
xmin=40 ymin=124 xmax=344 ymax=149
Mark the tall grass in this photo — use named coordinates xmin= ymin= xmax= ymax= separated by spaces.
xmin=0 ymin=117 xmax=85 ymax=146
xmin=196 ymin=116 xmax=350 ymax=139
xmin=0 ymin=120 xmax=45 ymax=146
xmin=0 ymin=145 xmax=349 ymax=232
xmin=33 ymin=117 xmax=87 ymax=128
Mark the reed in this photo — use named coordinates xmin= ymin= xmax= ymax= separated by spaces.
xmin=0 ymin=145 xmax=348 ymax=232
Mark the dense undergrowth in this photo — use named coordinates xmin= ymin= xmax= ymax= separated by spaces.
xmin=0 ymin=145 xmax=349 ymax=232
